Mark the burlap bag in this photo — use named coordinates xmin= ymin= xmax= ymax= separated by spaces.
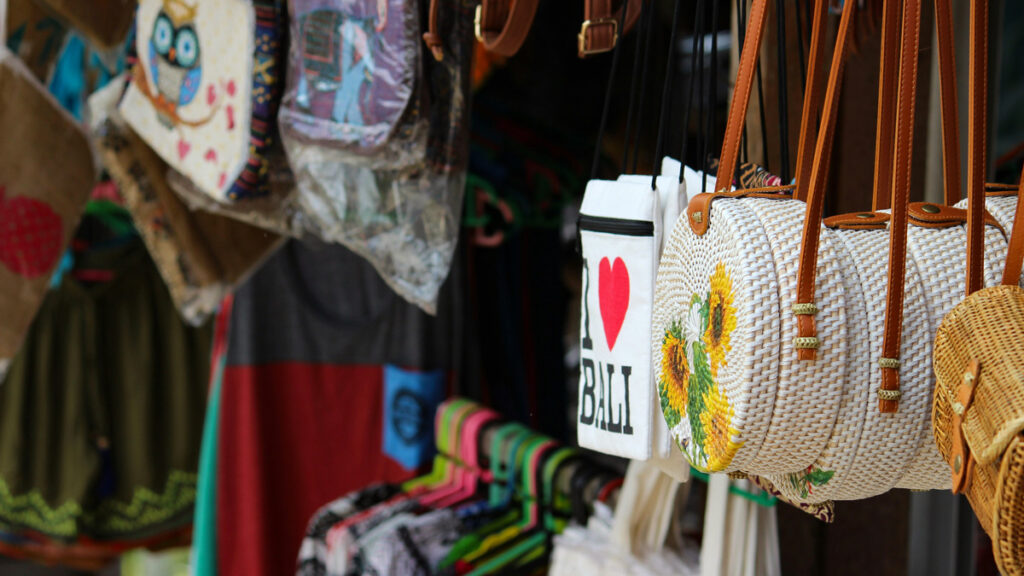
xmin=0 ymin=46 xmax=95 ymax=374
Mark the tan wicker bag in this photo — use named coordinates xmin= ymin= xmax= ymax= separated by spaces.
xmin=932 ymin=2 xmax=1024 ymax=571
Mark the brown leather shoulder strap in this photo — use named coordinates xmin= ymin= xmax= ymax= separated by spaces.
xmin=878 ymin=0 xmax=923 ymax=413
xmin=965 ymin=0 xmax=988 ymax=296
xmin=793 ymin=0 xmax=857 ymax=361
xmin=793 ymin=0 xmax=828 ymax=202
xmin=710 ymin=0 xmax=770 ymax=204
xmin=1001 ymin=166 xmax=1024 ymax=286
xmin=870 ymin=0 xmax=901 ymax=211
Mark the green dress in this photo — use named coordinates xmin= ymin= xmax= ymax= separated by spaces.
xmin=0 ymin=239 xmax=211 ymax=543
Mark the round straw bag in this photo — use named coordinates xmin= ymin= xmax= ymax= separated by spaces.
xmin=933 ymin=2 xmax=1024 ymax=565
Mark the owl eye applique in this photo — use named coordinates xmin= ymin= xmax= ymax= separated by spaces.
xmin=176 ymin=27 xmax=200 ymax=68
xmin=154 ymin=14 xmax=174 ymax=56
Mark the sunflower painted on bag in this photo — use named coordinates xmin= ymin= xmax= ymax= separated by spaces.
xmin=659 ymin=261 xmax=744 ymax=471
xmin=659 ymin=323 xmax=688 ymax=429
xmin=699 ymin=384 xmax=743 ymax=470
xmin=704 ymin=262 xmax=736 ymax=377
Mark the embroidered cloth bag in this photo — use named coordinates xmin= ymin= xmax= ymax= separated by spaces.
xmin=120 ymin=0 xmax=286 ymax=203
xmin=577 ymin=178 xmax=661 ymax=460
xmin=0 ymin=46 xmax=95 ymax=378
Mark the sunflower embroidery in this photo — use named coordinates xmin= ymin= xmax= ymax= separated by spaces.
xmin=698 ymin=384 xmax=743 ymax=471
xmin=659 ymin=324 xmax=688 ymax=428
xmin=704 ymin=262 xmax=737 ymax=377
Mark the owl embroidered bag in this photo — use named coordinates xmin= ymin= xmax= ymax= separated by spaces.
xmin=120 ymin=0 xmax=286 ymax=203
xmin=0 ymin=46 xmax=96 ymax=377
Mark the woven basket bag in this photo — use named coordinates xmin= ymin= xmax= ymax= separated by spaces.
xmin=654 ymin=0 xmax=985 ymax=502
xmin=933 ymin=2 xmax=1024 ymax=568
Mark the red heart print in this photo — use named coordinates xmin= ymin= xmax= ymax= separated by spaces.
xmin=226 ymin=80 xmax=237 ymax=97
xmin=598 ymin=257 xmax=630 ymax=351
xmin=226 ymin=105 xmax=235 ymax=130
xmin=177 ymin=139 xmax=191 ymax=160
xmin=207 ymin=85 xmax=217 ymax=105
xmin=204 ymin=149 xmax=218 ymax=162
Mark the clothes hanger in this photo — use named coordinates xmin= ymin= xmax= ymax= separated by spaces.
xmin=456 ymin=433 xmax=551 ymax=568
xmin=426 ymin=408 xmax=500 ymax=508
xmin=463 ymin=439 xmax=558 ymax=576
xmin=437 ymin=422 xmax=533 ymax=572
xmin=402 ymin=397 xmax=474 ymax=492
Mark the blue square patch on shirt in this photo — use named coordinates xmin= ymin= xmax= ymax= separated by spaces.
xmin=382 ymin=365 xmax=445 ymax=471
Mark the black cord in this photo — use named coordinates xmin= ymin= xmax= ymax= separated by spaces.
xmin=736 ymin=0 xmax=749 ymax=163
xmin=631 ymin=0 xmax=658 ymax=174
xmin=702 ymin=0 xmax=720 ymax=189
xmin=679 ymin=0 xmax=707 ymax=170
xmin=794 ymin=0 xmax=807 ymax=90
xmin=589 ymin=0 xmax=633 ymax=181
xmin=620 ymin=0 xmax=648 ymax=172
xmin=755 ymin=13 xmax=769 ymax=173
xmin=695 ymin=0 xmax=707 ymax=192
xmin=652 ymin=0 xmax=686 ymax=191
xmin=776 ymin=0 xmax=791 ymax=182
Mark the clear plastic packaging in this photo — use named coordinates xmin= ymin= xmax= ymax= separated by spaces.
xmin=278 ymin=0 xmax=474 ymax=313
xmin=279 ymin=0 xmax=428 ymax=169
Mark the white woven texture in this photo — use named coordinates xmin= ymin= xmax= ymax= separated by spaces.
xmin=652 ymin=198 xmax=781 ymax=473
xmin=765 ymin=219 xmax=869 ymax=503
xmin=740 ymin=197 xmax=848 ymax=474
xmin=978 ymin=195 xmax=1019 ymax=238
xmin=895 ymin=218 xmax=1006 ymax=490
xmin=813 ymin=223 xmax=932 ymax=499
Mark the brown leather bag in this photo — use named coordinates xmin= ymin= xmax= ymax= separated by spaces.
xmin=932 ymin=1 xmax=1024 ymax=573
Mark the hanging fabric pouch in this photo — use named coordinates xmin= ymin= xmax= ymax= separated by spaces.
xmin=0 ymin=46 xmax=95 ymax=376
xmin=120 ymin=0 xmax=286 ymax=203
xmin=577 ymin=179 xmax=659 ymax=460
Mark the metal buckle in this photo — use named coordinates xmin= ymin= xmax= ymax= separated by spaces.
xmin=475 ymin=5 xmax=484 ymax=42
xmin=577 ymin=18 xmax=618 ymax=56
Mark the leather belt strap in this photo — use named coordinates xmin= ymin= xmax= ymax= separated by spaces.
xmin=871 ymin=0 xmax=901 ymax=211
xmin=965 ymin=0 xmax=988 ymax=296
xmin=793 ymin=0 xmax=828 ymax=202
xmin=877 ymin=0 xmax=923 ymax=413
xmin=708 ymin=0 xmax=771 ymax=203
xmin=1001 ymin=164 xmax=1024 ymax=286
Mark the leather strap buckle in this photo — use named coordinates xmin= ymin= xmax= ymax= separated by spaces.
xmin=578 ymin=18 xmax=618 ymax=56
xmin=950 ymin=359 xmax=981 ymax=493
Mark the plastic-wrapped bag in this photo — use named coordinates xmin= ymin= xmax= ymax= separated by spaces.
xmin=279 ymin=0 xmax=427 ymax=168
xmin=280 ymin=0 xmax=473 ymax=313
